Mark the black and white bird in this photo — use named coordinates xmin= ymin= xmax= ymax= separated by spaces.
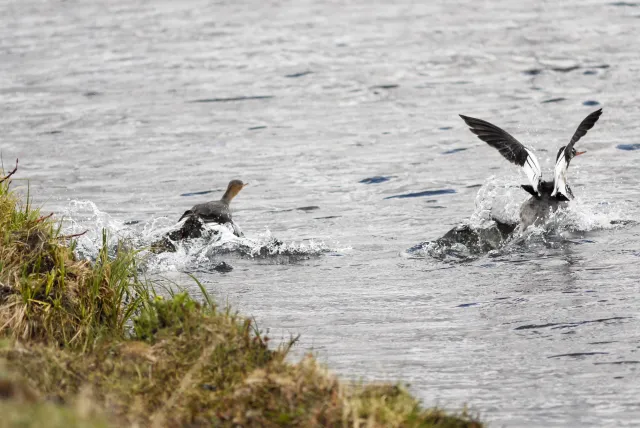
xmin=459 ymin=109 xmax=603 ymax=230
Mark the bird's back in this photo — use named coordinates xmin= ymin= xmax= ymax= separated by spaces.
xmin=519 ymin=181 xmax=567 ymax=230
xmin=179 ymin=200 xmax=232 ymax=224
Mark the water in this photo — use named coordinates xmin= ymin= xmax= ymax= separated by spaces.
xmin=2 ymin=0 xmax=640 ymax=426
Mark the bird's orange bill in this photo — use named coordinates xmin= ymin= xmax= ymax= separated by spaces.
xmin=242 ymin=183 xmax=249 ymax=187
xmin=575 ymin=151 xmax=586 ymax=156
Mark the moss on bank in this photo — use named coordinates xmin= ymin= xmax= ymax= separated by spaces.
xmin=0 ymin=166 xmax=482 ymax=427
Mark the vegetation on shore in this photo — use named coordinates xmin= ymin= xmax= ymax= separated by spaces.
xmin=0 ymin=163 xmax=482 ymax=427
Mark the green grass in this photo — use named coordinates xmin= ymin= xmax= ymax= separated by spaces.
xmin=0 ymin=165 xmax=483 ymax=427
xmin=0 ymin=402 xmax=110 ymax=428
xmin=0 ymin=174 xmax=151 ymax=350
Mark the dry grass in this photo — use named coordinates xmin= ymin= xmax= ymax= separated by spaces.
xmin=2 ymin=298 xmax=481 ymax=427
xmin=0 ymin=165 xmax=483 ymax=427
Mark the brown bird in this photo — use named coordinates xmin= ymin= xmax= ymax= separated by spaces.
xmin=179 ymin=179 xmax=247 ymax=236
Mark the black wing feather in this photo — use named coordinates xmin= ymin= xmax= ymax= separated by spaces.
xmin=565 ymin=108 xmax=603 ymax=158
xmin=459 ymin=114 xmax=529 ymax=166
xmin=521 ymin=185 xmax=540 ymax=199
xmin=178 ymin=210 xmax=192 ymax=222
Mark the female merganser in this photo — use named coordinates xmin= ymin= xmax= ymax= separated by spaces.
xmin=459 ymin=109 xmax=603 ymax=230
xmin=179 ymin=179 xmax=247 ymax=236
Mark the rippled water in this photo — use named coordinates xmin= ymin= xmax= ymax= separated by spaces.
xmin=3 ymin=0 xmax=640 ymax=426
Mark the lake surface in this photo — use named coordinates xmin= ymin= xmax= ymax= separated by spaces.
xmin=2 ymin=0 xmax=640 ymax=426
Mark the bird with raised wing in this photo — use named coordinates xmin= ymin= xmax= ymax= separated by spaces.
xmin=459 ymin=109 xmax=603 ymax=230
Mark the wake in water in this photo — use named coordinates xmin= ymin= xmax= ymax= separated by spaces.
xmin=408 ymin=176 xmax=634 ymax=261
xmin=61 ymin=200 xmax=331 ymax=273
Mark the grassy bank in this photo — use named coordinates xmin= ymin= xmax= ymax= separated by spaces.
xmin=0 ymin=165 xmax=482 ymax=427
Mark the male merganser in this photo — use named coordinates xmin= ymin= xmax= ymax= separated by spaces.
xmin=459 ymin=109 xmax=603 ymax=230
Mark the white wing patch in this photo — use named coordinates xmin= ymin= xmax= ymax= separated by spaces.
xmin=523 ymin=148 xmax=542 ymax=194
xmin=551 ymin=150 xmax=570 ymax=199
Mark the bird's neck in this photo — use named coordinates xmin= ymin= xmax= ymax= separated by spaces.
xmin=539 ymin=180 xmax=556 ymax=196
xmin=221 ymin=190 xmax=236 ymax=204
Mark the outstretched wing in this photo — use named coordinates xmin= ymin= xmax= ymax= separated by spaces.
xmin=552 ymin=153 xmax=570 ymax=199
xmin=459 ymin=114 xmax=542 ymax=194
xmin=553 ymin=109 xmax=603 ymax=198
xmin=565 ymin=108 xmax=603 ymax=160
xmin=552 ymin=158 xmax=578 ymax=200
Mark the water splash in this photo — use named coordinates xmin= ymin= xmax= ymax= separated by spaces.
xmin=409 ymin=176 xmax=633 ymax=261
xmin=60 ymin=200 xmax=135 ymax=259
xmin=469 ymin=175 xmax=526 ymax=227
xmin=61 ymin=200 xmax=331 ymax=272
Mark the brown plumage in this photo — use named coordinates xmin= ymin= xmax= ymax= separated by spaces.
xmin=179 ymin=179 xmax=247 ymax=236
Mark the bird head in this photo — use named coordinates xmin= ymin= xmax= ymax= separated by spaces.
xmin=223 ymin=179 xmax=248 ymax=202
xmin=571 ymin=147 xmax=587 ymax=158
xmin=557 ymin=146 xmax=586 ymax=163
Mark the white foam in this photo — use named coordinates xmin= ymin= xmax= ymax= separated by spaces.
xmin=469 ymin=176 xmax=631 ymax=233
xmin=469 ymin=175 xmax=527 ymax=227
xmin=409 ymin=176 xmax=633 ymax=261
xmin=60 ymin=200 xmax=132 ymax=260
xmin=61 ymin=200 xmax=332 ymax=272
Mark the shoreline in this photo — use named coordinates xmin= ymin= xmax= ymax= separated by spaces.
xmin=0 ymin=168 xmax=482 ymax=427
